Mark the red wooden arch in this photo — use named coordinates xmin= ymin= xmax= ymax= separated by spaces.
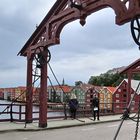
xmin=19 ymin=0 xmax=140 ymax=56
xmin=18 ymin=0 xmax=140 ymax=128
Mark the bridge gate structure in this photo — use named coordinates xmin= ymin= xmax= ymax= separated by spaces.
xmin=18 ymin=0 xmax=140 ymax=128
xmin=120 ymin=58 xmax=140 ymax=104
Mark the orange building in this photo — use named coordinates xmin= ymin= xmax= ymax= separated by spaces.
xmin=99 ymin=86 xmax=116 ymax=113
xmin=14 ymin=87 xmax=26 ymax=102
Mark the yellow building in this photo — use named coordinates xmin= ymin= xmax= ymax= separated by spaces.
xmin=99 ymin=87 xmax=116 ymax=113
xmin=14 ymin=87 xmax=26 ymax=102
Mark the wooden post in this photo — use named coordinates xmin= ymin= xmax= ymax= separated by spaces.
xmin=39 ymin=49 xmax=48 ymax=128
xmin=19 ymin=104 xmax=22 ymax=121
xmin=25 ymin=53 xmax=33 ymax=123
xmin=127 ymin=71 xmax=132 ymax=107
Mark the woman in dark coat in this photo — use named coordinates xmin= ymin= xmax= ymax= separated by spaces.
xmin=69 ymin=94 xmax=78 ymax=119
xmin=92 ymin=94 xmax=100 ymax=121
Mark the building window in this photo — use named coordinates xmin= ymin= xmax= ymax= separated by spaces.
xmin=100 ymin=99 xmax=103 ymax=103
xmin=116 ymin=100 xmax=120 ymax=103
xmin=123 ymin=89 xmax=126 ymax=92
xmin=100 ymin=105 xmax=103 ymax=108
xmin=131 ymin=94 xmax=134 ymax=99
xmin=116 ymin=105 xmax=120 ymax=108
xmin=132 ymin=101 xmax=135 ymax=105
xmin=118 ymin=89 xmax=121 ymax=92
xmin=116 ymin=94 xmax=119 ymax=98
xmin=123 ymin=100 xmax=126 ymax=103
xmin=123 ymin=94 xmax=127 ymax=98
xmin=131 ymin=107 xmax=134 ymax=111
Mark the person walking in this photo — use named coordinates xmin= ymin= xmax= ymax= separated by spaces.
xmin=92 ymin=94 xmax=100 ymax=121
xmin=68 ymin=94 xmax=78 ymax=119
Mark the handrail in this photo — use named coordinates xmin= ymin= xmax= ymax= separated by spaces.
xmin=0 ymin=101 xmax=139 ymax=122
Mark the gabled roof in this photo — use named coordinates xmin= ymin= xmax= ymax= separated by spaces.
xmin=79 ymin=83 xmax=94 ymax=92
xmin=120 ymin=58 xmax=140 ymax=74
xmin=124 ymin=79 xmax=140 ymax=93
xmin=100 ymin=86 xmax=116 ymax=95
xmin=72 ymin=83 xmax=101 ymax=93
xmin=114 ymin=79 xmax=140 ymax=94
xmin=48 ymin=85 xmax=72 ymax=93
xmin=105 ymin=86 xmax=116 ymax=93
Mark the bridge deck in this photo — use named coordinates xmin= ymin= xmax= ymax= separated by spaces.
xmin=0 ymin=114 xmax=125 ymax=132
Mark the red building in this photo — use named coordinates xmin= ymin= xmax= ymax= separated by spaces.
xmin=85 ymin=86 xmax=100 ymax=108
xmin=3 ymin=87 xmax=15 ymax=100
xmin=0 ymin=88 xmax=4 ymax=99
xmin=113 ymin=79 xmax=140 ymax=114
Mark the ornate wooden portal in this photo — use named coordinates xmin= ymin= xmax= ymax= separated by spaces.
xmin=18 ymin=0 xmax=140 ymax=128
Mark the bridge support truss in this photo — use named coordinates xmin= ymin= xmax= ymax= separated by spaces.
xmin=18 ymin=0 xmax=140 ymax=127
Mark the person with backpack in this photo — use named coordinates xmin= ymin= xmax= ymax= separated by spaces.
xmin=68 ymin=94 xmax=78 ymax=119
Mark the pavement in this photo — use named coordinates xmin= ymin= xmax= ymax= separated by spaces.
xmin=0 ymin=114 xmax=124 ymax=133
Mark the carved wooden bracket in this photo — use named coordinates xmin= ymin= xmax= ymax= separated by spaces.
xmin=18 ymin=0 xmax=140 ymax=56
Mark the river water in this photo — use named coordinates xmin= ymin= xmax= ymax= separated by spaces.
xmin=0 ymin=100 xmax=66 ymax=120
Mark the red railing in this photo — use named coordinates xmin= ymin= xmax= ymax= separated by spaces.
xmin=0 ymin=102 xmax=139 ymax=122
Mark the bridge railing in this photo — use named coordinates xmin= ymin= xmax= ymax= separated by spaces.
xmin=0 ymin=102 xmax=139 ymax=122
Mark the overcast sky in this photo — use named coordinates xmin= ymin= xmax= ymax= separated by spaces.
xmin=0 ymin=1 xmax=140 ymax=88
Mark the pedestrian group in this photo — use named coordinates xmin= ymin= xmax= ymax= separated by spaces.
xmin=68 ymin=93 xmax=100 ymax=120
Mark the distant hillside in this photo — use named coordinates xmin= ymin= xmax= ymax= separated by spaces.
xmin=88 ymin=66 xmax=126 ymax=86
xmin=106 ymin=66 xmax=126 ymax=74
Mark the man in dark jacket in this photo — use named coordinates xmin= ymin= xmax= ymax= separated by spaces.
xmin=69 ymin=94 xmax=78 ymax=119
xmin=92 ymin=94 xmax=100 ymax=121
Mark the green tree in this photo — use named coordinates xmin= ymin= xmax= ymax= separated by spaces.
xmin=88 ymin=73 xmax=125 ymax=86
xmin=75 ymin=81 xmax=83 ymax=86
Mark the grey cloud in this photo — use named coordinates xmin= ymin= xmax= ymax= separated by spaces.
xmin=0 ymin=1 xmax=139 ymax=87
xmin=49 ymin=17 xmax=136 ymax=63
xmin=49 ymin=48 xmax=140 ymax=85
xmin=50 ymin=9 xmax=135 ymax=58
xmin=0 ymin=1 xmax=57 ymax=87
